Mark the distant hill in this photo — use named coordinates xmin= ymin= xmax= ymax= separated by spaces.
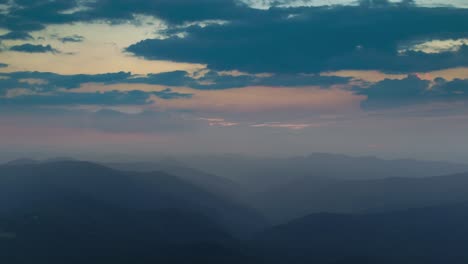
xmin=180 ymin=153 xmax=468 ymax=191
xmin=3 ymin=159 xmax=468 ymax=263
xmin=0 ymin=196 xmax=256 ymax=264
xmin=106 ymin=160 xmax=244 ymax=202
xmin=254 ymin=204 xmax=468 ymax=264
xmin=4 ymin=158 xmax=38 ymax=166
xmin=255 ymin=171 xmax=468 ymax=223
xmin=0 ymin=161 xmax=265 ymax=237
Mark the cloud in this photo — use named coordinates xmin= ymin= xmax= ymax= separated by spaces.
xmin=359 ymin=75 xmax=430 ymax=108
xmin=9 ymin=43 xmax=59 ymax=53
xmin=2 ymin=0 xmax=467 ymax=75
xmin=0 ymin=0 xmax=257 ymax=33
xmin=0 ymin=63 xmax=7 ymax=68
xmin=82 ymin=0 xmax=257 ymax=25
xmin=132 ymin=70 xmax=193 ymax=86
xmin=0 ymin=31 xmax=34 ymax=40
xmin=401 ymin=38 xmax=468 ymax=54
xmin=2 ymin=88 xmax=38 ymax=98
xmin=431 ymin=78 xmax=468 ymax=99
xmin=1 ymin=69 xmax=466 ymax=112
xmin=196 ymin=118 xmax=335 ymax=130
xmin=126 ymin=3 xmax=468 ymax=73
xmin=0 ymin=0 xmax=77 ymax=32
xmin=198 ymin=117 xmax=239 ymax=127
xmin=0 ymin=90 xmax=156 ymax=106
xmin=359 ymin=75 xmax=468 ymax=109
xmin=153 ymin=88 xmax=192 ymax=99
xmin=129 ymin=70 xmax=351 ymax=89
xmin=18 ymin=78 xmax=49 ymax=85
xmin=58 ymin=34 xmax=85 ymax=43
xmin=55 ymin=81 xmax=363 ymax=113
xmin=250 ymin=122 xmax=327 ymax=130
xmin=0 ymin=71 xmax=132 ymax=90
xmin=0 ymin=72 xmax=192 ymax=106
xmin=0 ymin=70 xmax=350 ymax=94
xmin=322 ymin=68 xmax=468 ymax=83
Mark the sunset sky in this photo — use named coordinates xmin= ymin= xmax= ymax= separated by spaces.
xmin=1 ymin=0 xmax=468 ymax=162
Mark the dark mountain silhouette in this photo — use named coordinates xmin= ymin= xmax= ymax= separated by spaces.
xmin=255 ymin=171 xmax=468 ymax=223
xmin=0 ymin=196 xmax=258 ymax=264
xmin=0 ymin=161 xmax=265 ymax=236
xmin=4 ymin=157 xmax=468 ymax=263
xmin=254 ymin=204 xmax=468 ymax=264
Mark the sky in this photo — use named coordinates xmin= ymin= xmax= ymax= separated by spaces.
xmin=0 ymin=0 xmax=468 ymax=162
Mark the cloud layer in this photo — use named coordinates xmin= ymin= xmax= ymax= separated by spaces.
xmin=0 ymin=0 xmax=467 ymax=159
xmin=127 ymin=2 xmax=468 ymax=73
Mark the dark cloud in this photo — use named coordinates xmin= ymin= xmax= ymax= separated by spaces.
xmin=1 ymin=69 xmax=466 ymax=110
xmin=154 ymin=88 xmax=192 ymax=99
xmin=58 ymin=35 xmax=85 ymax=43
xmin=130 ymin=70 xmax=350 ymax=89
xmin=193 ymin=71 xmax=351 ymax=89
xmin=359 ymin=0 xmax=415 ymax=7
xmin=0 ymin=91 xmax=149 ymax=106
xmin=0 ymin=17 xmax=46 ymax=32
xmin=359 ymin=75 xmax=468 ymax=109
xmin=0 ymin=63 xmax=7 ymax=68
xmin=2 ymin=1 xmax=467 ymax=75
xmin=127 ymin=70 xmax=261 ymax=89
xmin=0 ymin=71 xmax=132 ymax=90
xmin=82 ymin=0 xmax=258 ymax=25
xmin=0 ymin=0 xmax=257 ymax=32
xmin=0 ymin=89 xmax=189 ymax=106
xmin=0 ymin=0 xmax=77 ymax=32
xmin=9 ymin=43 xmax=58 ymax=53
xmin=126 ymin=4 xmax=468 ymax=73
xmin=0 ymin=71 xmax=192 ymax=107
xmin=328 ymin=45 xmax=468 ymax=73
xmin=359 ymin=75 xmax=430 ymax=109
xmin=0 ymin=31 xmax=33 ymax=40
xmin=0 ymin=70 xmax=349 ymax=93
xmin=431 ymin=78 xmax=468 ymax=99
xmin=133 ymin=70 xmax=192 ymax=86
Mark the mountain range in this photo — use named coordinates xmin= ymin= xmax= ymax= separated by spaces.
xmin=2 ymin=155 xmax=468 ymax=263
